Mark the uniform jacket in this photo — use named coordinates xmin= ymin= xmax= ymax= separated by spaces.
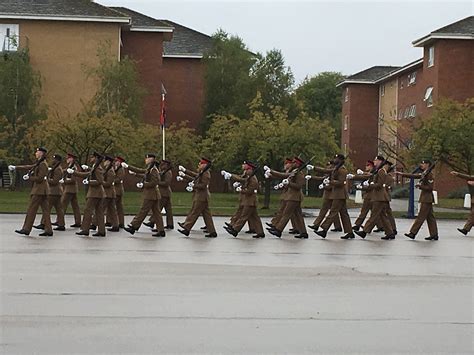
xmin=129 ymin=164 xmax=161 ymax=201
xmin=367 ymin=168 xmax=390 ymax=202
xmin=271 ymin=170 xmax=305 ymax=202
xmin=158 ymin=169 xmax=173 ymax=198
xmin=63 ymin=162 xmax=79 ymax=194
xmin=74 ymin=165 xmax=105 ymax=199
xmin=114 ymin=166 xmax=125 ymax=197
xmin=102 ymin=166 xmax=116 ymax=199
xmin=231 ymin=173 xmax=258 ymax=206
xmin=184 ymin=169 xmax=211 ymax=202
xmin=17 ymin=159 xmax=49 ymax=196
xmin=47 ymin=164 xmax=63 ymax=196
xmin=329 ymin=166 xmax=348 ymax=200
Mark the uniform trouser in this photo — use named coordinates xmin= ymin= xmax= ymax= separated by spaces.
xmin=275 ymin=200 xmax=307 ymax=234
xmin=463 ymin=204 xmax=473 ymax=232
xmin=106 ymin=195 xmax=124 ymax=226
xmin=23 ymin=194 xmax=52 ymax=233
xmin=410 ymin=202 xmax=438 ymax=236
xmin=130 ymin=199 xmax=164 ymax=232
xmin=230 ymin=205 xmax=256 ymax=231
xmin=313 ymin=198 xmax=342 ymax=229
xmin=233 ymin=206 xmax=264 ymax=235
xmin=147 ymin=196 xmax=174 ymax=227
xmin=183 ymin=200 xmax=216 ymax=233
xmin=42 ymin=195 xmax=64 ymax=226
xmin=354 ymin=198 xmax=371 ymax=226
xmin=81 ymin=198 xmax=105 ymax=234
xmin=102 ymin=197 xmax=118 ymax=228
xmin=375 ymin=203 xmax=397 ymax=231
xmin=363 ymin=201 xmax=393 ymax=236
xmin=61 ymin=192 xmax=81 ymax=224
xmin=320 ymin=199 xmax=352 ymax=233
xmin=272 ymin=200 xmax=298 ymax=230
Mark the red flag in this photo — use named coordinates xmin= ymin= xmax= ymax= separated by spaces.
xmin=160 ymin=83 xmax=167 ymax=127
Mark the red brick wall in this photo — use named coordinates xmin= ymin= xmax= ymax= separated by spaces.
xmin=120 ymin=31 xmax=165 ymax=125
xmin=161 ymin=57 xmax=206 ymax=130
xmin=341 ymin=84 xmax=380 ymax=169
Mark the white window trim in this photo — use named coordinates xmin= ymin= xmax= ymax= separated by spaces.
xmin=344 ymin=115 xmax=349 ymax=130
xmin=380 ymin=84 xmax=385 ymax=96
xmin=428 ymin=46 xmax=435 ymax=67
xmin=0 ymin=24 xmax=19 ymax=52
xmin=344 ymin=87 xmax=349 ymax=102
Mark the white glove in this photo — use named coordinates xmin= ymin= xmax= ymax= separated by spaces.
xmin=356 ymin=184 xmax=362 ymax=190
xmin=186 ymin=186 xmax=193 ymax=192
xmin=178 ymin=165 xmax=186 ymax=172
xmin=357 ymin=169 xmax=364 ymax=175
xmin=278 ymin=183 xmax=284 ymax=189
xmin=363 ymin=180 xmax=369 ymax=187
xmin=323 ymin=177 xmax=330 ymax=185
xmin=221 ymin=170 xmax=227 ymax=176
xmin=318 ymin=183 xmax=324 ymax=190
xmin=274 ymin=185 xmax=280 ymax=190
xmin=128 ymin=170 xmax=136 ymax=175
xmin=306 ymin=164 xmax=314 ymax=171
xmin=370 ymin=182 xmax=374 ymax=185
xmin=305 ymin=175 xmax=312 ymax=181
xmin=224 ymin=172 xmax=232 ymax=180
xmin=264 ymin=171 xmax=271 ymax=179
xmin=81 ymin=164 xmax=89 ymax=170
xmin=112 ymin=182 xmax=115 ymax=186
xmin=22 ymin=174 xmax=29 ymax=181
xmin=44 ymin=176 xmax=47 ymax=180
xmin=263 ymin=165 xmax=270 ymax=172
xmin=236 ymin=186 xmax=242 ymax=192
xmin=233 ymin=182 xmax=241 ymax=188
xmin=176 ymin=176 xmax=183 ymax=181
xmin=66 ymin=168 xmax=74 ymax=174
xmin=347 ymin=173 xmax=354 ymax=180
xmin=8 ymin=165 xmax=15 ymax=171
xmin=136 ymin=182 xmax=143 ymax=189
xmin=121 ymin=162 xmax=128 ymax=169
xmin=282 ymin=179 xmax=289 ymax=185
xmin=82 ymin=179 xmax=89 ymax=185
xmin=188 ymin=181 xmax=194 ymax=187
xmin=48 ymin=167 xmax=52 ymax=171
xmin=178 ymin=171 xmax=185 ymax=177
xmin=59 ymin=179 xmax=64 ymax=184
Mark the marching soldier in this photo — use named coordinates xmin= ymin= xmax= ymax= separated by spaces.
xmin=177 ymin=158 xmax=217 ymax=238
xmin=144 ymin=159 xmax=174 ymax=230
xmin=71 ymin=152 xmax=106 ymax=237
xmin=314 ymin=154 xmax=354 ymax=239
xmin=354 ymin=157 xmax=395 ymax=240
xmin=110 ymin=156 xmax=125 ymax=229
xmin=382 ymin=162 xmax=397 ymax=234
xmin=450 ymin=170 xmax=473 ymax=236
xmin=60 ymin=153 xmax=82 ymax=228
xmin=121 ymin=154 xmax=165 ymax=237
xmin=101 ymin=156 xmax=119 ymax=232
xmin=396 ymin=159 xmax=439 ymax=240
xmin=10 ymin=147 xmax=53 ymax=237
xmin=266 ymin=157 xmax=308 ymax=239
xmin=351 ymin=160 xmax=375 ymax=231
xmin=307 ymin=160 xmax=343 ymax=232
xmin=35 ymin=154 xmax=65 ymax=231
xmin=222 ymin=161 xmax=265 ymax=238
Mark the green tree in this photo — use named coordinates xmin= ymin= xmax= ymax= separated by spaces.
xmin=84 ymin=41 xmax=146 ymax=123
xmin=0 ymin=48 xmax=45 ymax=163
xmin=406 ymin=98 xmax=474 ymax=175
xmin=295 ymin=72 xmax=345 ymax=142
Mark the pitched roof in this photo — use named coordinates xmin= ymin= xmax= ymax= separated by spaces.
xmin=109 ymin=7 xmax=173 ymax=32
xmin=337 ymin=66 xmax=400 ymax=86
xmin=412 ymin=16 xmax=474 ymax=46
xmin=0 ymin=0 xmax=129 ymax=23
xmin=161 ymin=20 xmax=212 ymax=58
xmin=376 ymin=58 xmax=423 ymax=83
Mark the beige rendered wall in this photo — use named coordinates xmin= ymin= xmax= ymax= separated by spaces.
xmin=378 ymin=78 xmax=398 ymax=155
xmin=0 ymin=19 xmax=120 ymax=118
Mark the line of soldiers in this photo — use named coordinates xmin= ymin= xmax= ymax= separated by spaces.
xmin=9 ymin=148 xmax=473 ymax=240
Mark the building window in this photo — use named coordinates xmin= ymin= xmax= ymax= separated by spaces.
xmin=343 ymin=143 xmax=347 ymax=155
xmin=344 ymin=115 xmax=348 ymax=130
xmin=428 ymin=46 xmax=434 ymax=67
xmin=403 ymin=107 xmax=410 ymax=119
xmin=344 ymin=87 xmax=349 ymax=102
xmin=408 ymin=71 xmax=417 ymax=86
xmin=424 ymin=86 xmax=434 ymax=107
xmin=409 ymin=104 xmax=416 ymax=117
xmin=380 ymin=85 xmax=385 ymax=97
xmin=400 ymin=80 xmax=404 ymax=90
xmin=0 ymin=24 xmax=19 ymax=52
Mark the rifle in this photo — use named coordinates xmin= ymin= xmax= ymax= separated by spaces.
xmin=288 ymin=155 xmax=316 ymax=178
xmin=85 ymin=155 xmax=104 ymax=183
xmin=47 ymin=159 xmax=62 ymax=179
xmin=159 ymin=163 xmax=174 ymax=178
xmin=27 ymin=155 xmax=47 ymax=177
xmin=419 ymin=161 xmax=436 ymax=183
xmin=191 ymin=161 xmax=212 ymax=183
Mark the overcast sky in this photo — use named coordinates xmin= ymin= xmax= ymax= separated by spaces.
xmin=99 ymin=0 xmax=472 ymax=84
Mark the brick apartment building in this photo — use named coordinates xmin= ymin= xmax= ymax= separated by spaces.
xmin=338 ymin=16 xmax=474 ymax=196
xmin=0 ymin=1 xmax=212 ymax=129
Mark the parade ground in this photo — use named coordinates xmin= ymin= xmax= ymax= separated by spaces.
xmin=1 ymin=214 xmax=473 ymax=354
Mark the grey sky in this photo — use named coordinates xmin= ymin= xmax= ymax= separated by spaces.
xmin=99 ymin=0 xmax=472 ymax=84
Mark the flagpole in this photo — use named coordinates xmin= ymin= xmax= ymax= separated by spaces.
xmin=161 ymin=93 xmax=165 ymax=160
